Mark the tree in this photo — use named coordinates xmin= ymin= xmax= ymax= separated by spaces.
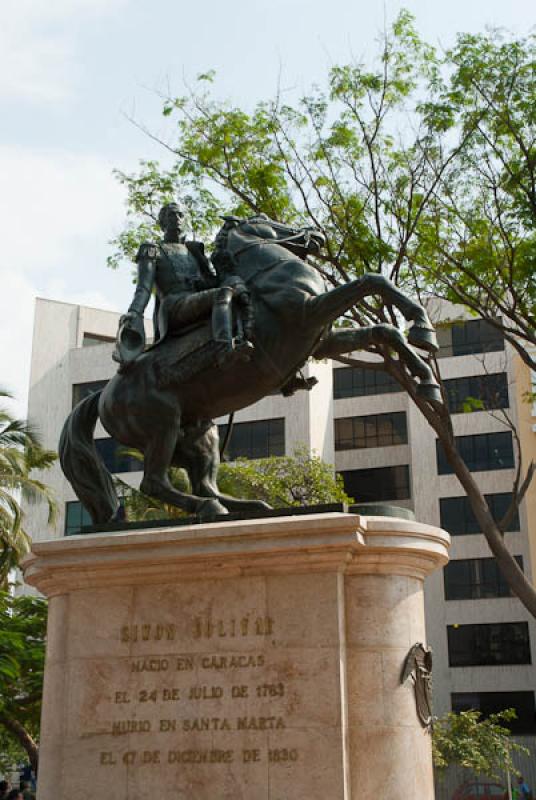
xmin=415 ymin=31 xmax=536 ymax=369
xmin=110 ymin=14 xmax=536 ymax=613
xmin=218 ymin=447 xmax=351 ymax=508
xmin=0 ymin=591 xmax=47 ymax=774
xmin=120 ymin=447 xmax=351 ymax=521
xmin=0 ymin=392 xmax=56 ymax=588
xmin=432 ymin=709 xmax=528 ymax=783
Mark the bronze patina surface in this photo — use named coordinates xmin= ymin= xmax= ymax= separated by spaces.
xmin=60 ymin=206 xmax=440 ymax=522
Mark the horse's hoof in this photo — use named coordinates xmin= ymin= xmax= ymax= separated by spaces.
xmin=417 ymin=381 xmax=443 ymax=405
xmin=408 ymin=325 xmax=439 ymax=353
xmin=198 ymin=498 xmax=229 ymax=520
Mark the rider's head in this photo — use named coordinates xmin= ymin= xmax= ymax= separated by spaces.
xmin=158 ymin=202 xmax=185 ymax=233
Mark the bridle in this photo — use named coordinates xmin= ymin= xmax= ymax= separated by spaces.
xmin=230 ymin=218 xmax=317 ymax=260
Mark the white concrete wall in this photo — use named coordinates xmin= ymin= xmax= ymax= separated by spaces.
xmin=25 ymin=300 xmax=129 ymax=540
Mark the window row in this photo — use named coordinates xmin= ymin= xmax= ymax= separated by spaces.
xmin=334 ymin=412 xmax=407 ymax=451
xmin=443 ymin=372 xmax=509 ymax=414
xmin=95 ymin=438 xmax=143 ymax=474
xmin=440 ymin=492 xmax=519 ymax=536
xmin=437 ymin=319 xmax=504 ymax=358
xmin=82 ymin=333 xmax=115 ymax=348
xmin=339 ymin=465 xmax=411 ymax=503
xmin=436 ymin=431 xmax=514 ymax=474
xmin=333 ymin=367 xmax=400 ymax=399
xmin=452 ymin=692 xmax=535 ymax=735
xmin=447 ymin=622 xmax=531 ymax=668
xmin=444 ymin=556 xmax=523 ymax=600
xmin=72 ymin=380 xmax=108 ymax=408
xmin=218 ymin=418 xmax=285 ymax=460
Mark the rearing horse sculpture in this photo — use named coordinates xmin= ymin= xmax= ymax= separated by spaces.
xmin=60 ymin=213 xmax=440 ymax=521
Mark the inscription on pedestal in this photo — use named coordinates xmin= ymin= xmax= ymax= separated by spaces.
xmin=93 ymin=613 xmax=302 ymax=774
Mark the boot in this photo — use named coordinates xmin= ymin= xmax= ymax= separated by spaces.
xmin=212 ymin=288 xmax=253 ymax=368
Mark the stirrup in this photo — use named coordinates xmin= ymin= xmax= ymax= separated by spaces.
xmin=216 ymin=340 xmax=254 ymax=369
xmin=234 ymin=339 xmax=255 ymax=360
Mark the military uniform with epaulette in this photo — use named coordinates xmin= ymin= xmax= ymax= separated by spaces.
xmin=113 ymin=203 xmax=254 ymax=368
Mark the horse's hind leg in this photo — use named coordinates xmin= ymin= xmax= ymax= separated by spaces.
xmin=314 ymin=325 xmax=442 ymax=404
xmin=185 ymin=425 xmax=272 ymax=513
xmin=140 ymin=419 xmax=228 ymax=520
xmin=306 ymin=274 xmax=438 ymax=352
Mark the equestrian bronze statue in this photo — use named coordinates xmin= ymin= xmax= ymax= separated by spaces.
xmin=60 ymin=208 xmax=441 ymax=522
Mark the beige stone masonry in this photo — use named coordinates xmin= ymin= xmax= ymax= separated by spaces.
xmin=24 ymin=513 xmax=449 ymax=800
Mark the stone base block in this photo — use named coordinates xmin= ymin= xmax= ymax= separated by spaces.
xmin=23 ymin=512 xmax=449 ymax=800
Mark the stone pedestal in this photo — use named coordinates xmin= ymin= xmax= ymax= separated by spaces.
xmin=24 ymin=512 xmax=449 ymax=800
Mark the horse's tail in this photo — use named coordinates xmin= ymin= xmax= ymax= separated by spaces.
xmin=59 ymin=391 xmax=119 ymax=524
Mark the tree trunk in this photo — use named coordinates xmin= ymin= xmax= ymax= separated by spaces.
xmin=411 ymin=387 xmax=536 ymax=618
xmin=436 ymin=433 xmax=536 ymax=617
xmin=0 ymin=714 xmax=39 ymax=775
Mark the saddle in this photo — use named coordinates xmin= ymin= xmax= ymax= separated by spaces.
xmin=150 ymin=321 xmax=222 ymax=389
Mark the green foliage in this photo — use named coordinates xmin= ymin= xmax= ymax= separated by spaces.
xmin=109 ymin=11 xmax=448 ymax=295
xmin=460 ymin=396 xmax=485 ymax=414
xmin=218 ymin=446 xmax=352 ymax=507
xmin=108 ymin=160 xmax=223 ymax=270
xmin=0 ymin=724 xmax=27 ymax=776
xmin=0 ymin=392 xmax=57 ymax=587
xmin=121 ymin=447 xmax=351 ymax=522
xmin=110 ymin=16 xmax=535 ymax=357
xmin=413 ymin=29 xmax=536 ymax=353
xmin=0 ymin=592 xmax=47 ymax=759
xmin=432 ymin=709 xmax=528 ymax=781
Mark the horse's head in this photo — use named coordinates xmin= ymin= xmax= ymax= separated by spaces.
xmin=218 ymin=213 xmax=325 ymax=260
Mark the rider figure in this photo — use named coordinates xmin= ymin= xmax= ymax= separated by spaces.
xmin=114 ymin=202 xmax=253 ymax=368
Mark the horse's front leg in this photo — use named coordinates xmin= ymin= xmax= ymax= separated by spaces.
xmin=185 ymin=424 xmax=273 ymax=514
xmin=305 ymin=275 xmax=438 ymax=353
xmin=140 ymin=416 xmax=229 ymax=520
xmin=313 ymin=325 xmax=442 ymax=404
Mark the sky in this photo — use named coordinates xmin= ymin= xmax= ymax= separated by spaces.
xmin=0 ymin=0 xmax=534 ymax=419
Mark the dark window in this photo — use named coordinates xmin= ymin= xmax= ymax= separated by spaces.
xmin=436 ymin=432 xmax=514 ymax=474
xmin=443 ymin=373 xmax=509 ymax=414
xmin=447 ymin=622 xmax=531 ymax=667
xmin=95 ymin=438 xmax=143 ymax=474
xmin=339 ymin=465 xmax=411 ymax=503
xmin=218 ymin=418 xmax=285 ymax=460
xmin=437 ymin=319 xmax=504 ymax=358
xmin=452 ymin=692 xmax=536 ymax=734
xmin=444 ymin=556 xmax=523 ymax=600
xmin=440 ymin=492 xmax=520 ymax=535
xmin=72 ymin=380 xmax=108 ymax=408
xmin=334 ymin=412 xmax=408 ymax=451
xmin=82 ymin=333 xmax=115 ymax=347
xmin=333 ymin=367 xmax=400 ymax=399
xmin=65 ymin=500 xmax=92 ymax=536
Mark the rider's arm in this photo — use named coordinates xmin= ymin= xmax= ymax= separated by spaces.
xmin=128 ymin=243 xmax=157 ymax=316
